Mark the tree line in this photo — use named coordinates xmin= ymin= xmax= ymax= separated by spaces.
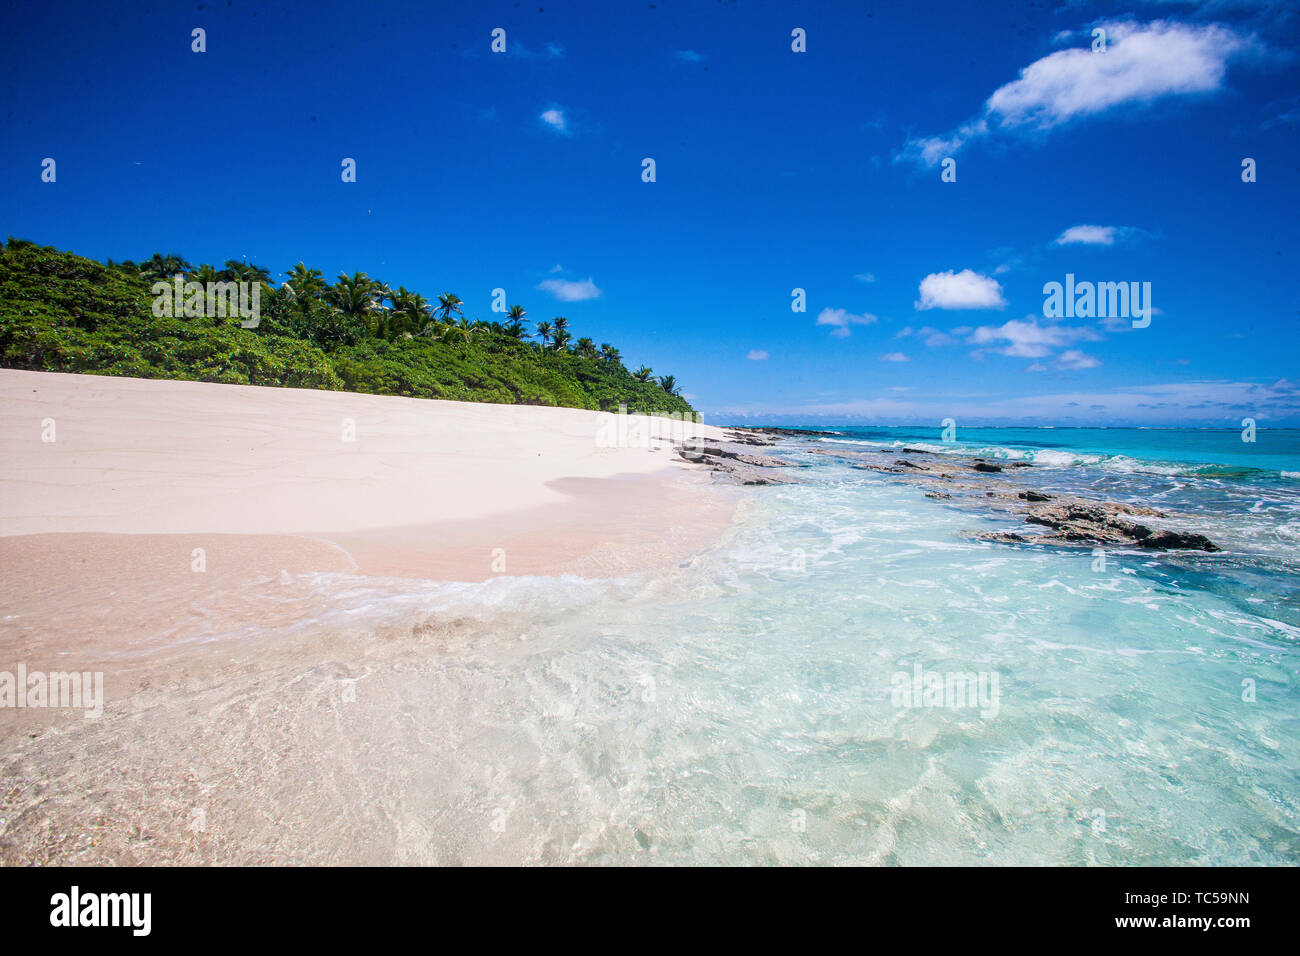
xmin=106 ymin=253 xmax=682 ymax=396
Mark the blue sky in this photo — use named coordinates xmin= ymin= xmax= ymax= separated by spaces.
xmin=3 ymin=0 xmax=1298 ymax=425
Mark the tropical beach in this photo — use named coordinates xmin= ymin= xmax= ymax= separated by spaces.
xmin=2 ymin=0 xmax=1298 ymax=885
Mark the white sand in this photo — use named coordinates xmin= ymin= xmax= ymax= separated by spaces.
xmin=0 ymin=368 xmax=722 ymax=536
xmin=0 ymin=369 xmax=735 ymax=673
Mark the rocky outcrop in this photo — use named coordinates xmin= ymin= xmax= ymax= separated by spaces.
xmin=675 ymin=440 xmax=797 ymax=485
xmin=990 ymin=499 xmax=1221 ymax=551
xmin=723 ymin=427 xmax=842 ymax=446
xmin=808 ymin=443 xmax=1221 ymax=553
xmin=721 ymin=430 xmax=779 ymax=447
xmin=701 ymin=432 xmax=1222 ymax=552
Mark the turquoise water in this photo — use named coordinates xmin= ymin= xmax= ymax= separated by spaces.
xmin=312 ymin=428 xmax=1299 ymax=864
xmin=809 ymin=425 xmax=1300 ymax=480
xmin=808 ymin=425 xmax=1300 ymax=624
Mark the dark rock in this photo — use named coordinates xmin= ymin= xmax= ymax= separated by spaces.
xmin=736 ymin=427 xmax=843 ymax=438
xmin=1130 ymin=527 xmax=1221 ymax=552
xmin=1018 ymin=490 xmax=1053 ymax=502
xmin=1021 ymin=500 xmax=1219 ymax=551
xmin=973 ymin=462 xmax=1003 ymax=473
xmin=676 ymin=441 xmax=798 ymax=485
xmin=977 ymin=530 xmax=1029 ymax=544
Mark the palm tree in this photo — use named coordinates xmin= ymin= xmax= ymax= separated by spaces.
xmin=436 ymin=292 xmax=464 ymax=323
xmin=390 ymin=287 xmax=431 ymax=333
xmin=549 ymin=317 xmax=572 ymax=352
xmin=244 ymin=263 xmax=273 ymax=285
xmin=659 ymin=375 xmax=682 ymax=396
xmin=507 ymin=304 xmax=527 ymax=325
xmin=190 ymin=264 xmax=220 ymax=287
xmin=220 ymin=259 xmax=268 ymax=283
xmin=440 ymin=318 xmax=479 ymax=346
xmin=574 ymin=337 xmax=599 ymax=359
xmin=370 ymin=281 xmax=392 ymax=312
xmin=600 ymin=343 xmax=622 ymax=365
xmin=141 ymin=253 xmax=193 ymax=280
xmin=535 ymin=321 xmax=554 ymax=348
xmin=504 ymin=318 xmax=527 ymax=339
xmin=386 ymin=290 xmax=410 ymax=338
xmin=283 ymin=263 xmax=325 ymax=312
xmin=633 ymin=366 xmax=654 ymax=383
xmin=325 ymin=271 xmax=376 ymax=321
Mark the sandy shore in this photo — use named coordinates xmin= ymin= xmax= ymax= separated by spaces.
xmin=0 ymin=370 xmax=748 ymax=864
xmin=0 ymin=369 xmax=734 ymax=712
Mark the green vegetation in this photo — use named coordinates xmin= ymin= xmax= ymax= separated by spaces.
xmin=0 ymin=238 xmax=696 ymax=415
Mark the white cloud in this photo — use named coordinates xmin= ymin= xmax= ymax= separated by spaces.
xmin=747 ymin=349 xmax=769 ymax=361
xmin=854 ymin=272 xmax=877 ymax=283
xmin=538 ymin=277 xmax=601 ymax=301
xmin=881 ymin=352 xmax=910 ymax=362
xmin=916 ymin=270 xmax=1007 ymax=310
xmin=967 ymin=317 xmax=1101 ymax=358
xmin=815 ymin=307 xmax=878 ymax=338
xmin=905 ymin=119 xmax=990 ymax=166
xmin=898 ymin=20 xmax=1252 ymax=166
xmin=1057 ymin=349 xmax=1102 ymax=369
xmin=920 ymin=327 xmax=956 ymax=347
xmin=1054 ymin=224 xmax=1118 ymax=245
xmin=898 ymin=325 xmax=957 ymax=346
xmin=988 ymin=21 xmax=1246 ymax=129
xmin=1100 ymin=304 xmax=1163 ymax=331
xmin=675 ymin=49 xmax=703 ymax=62
xmin=540 ymin=108 xmax=567 ymax=133
xmin=509 ymin=41 xmax=566 ymax=60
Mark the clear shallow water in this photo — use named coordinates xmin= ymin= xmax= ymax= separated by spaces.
xmin=251 ymin=442 xmax=1298 ymax=864
xmin=808 ymin=426 xmax=1300 ymax=615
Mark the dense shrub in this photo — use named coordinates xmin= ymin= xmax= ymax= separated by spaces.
xmin=0 ymin=239 xmax=696 ymax=416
